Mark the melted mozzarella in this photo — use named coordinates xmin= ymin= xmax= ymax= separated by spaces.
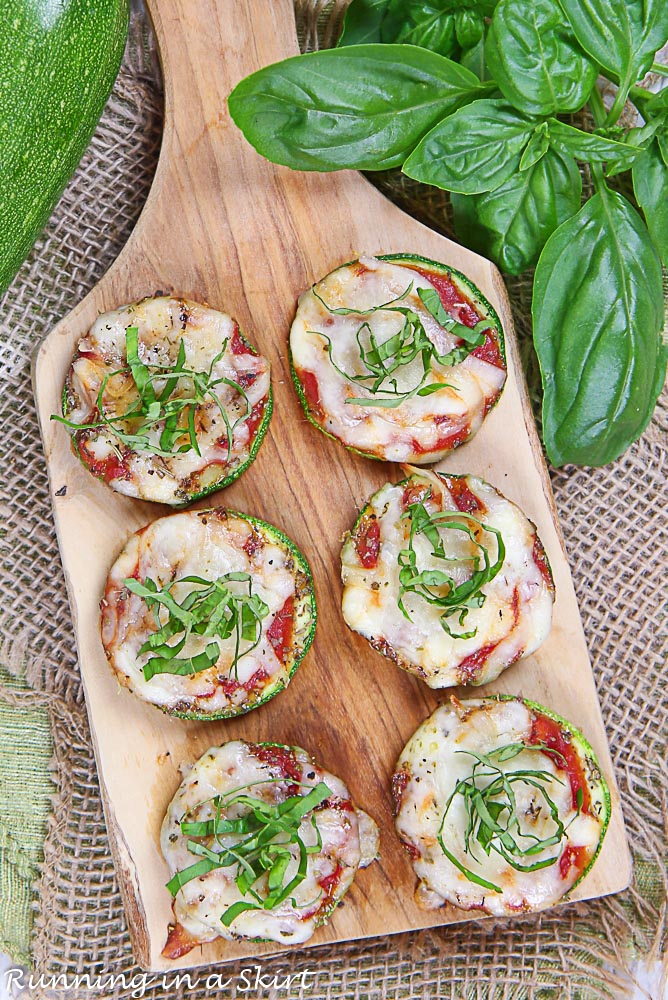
xmin=290 ymin=257 xmax=506 ymax=463
xmin=394 ymin=699 xmax=607 ymax=915
xmin=101 ymin=509 xmax=314 ymax=717
xmin=341 ymin=471 xmax=554 ymax=688
xmin=161 ymin=742 xmax=379 ymax=945
xmin=64 ymin=296 xmax=271 ymax=504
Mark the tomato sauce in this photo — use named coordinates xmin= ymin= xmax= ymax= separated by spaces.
xmin=253 ymin=743 xmax=302 ymax=790
xmin=457 ymin=642 xmax=498 ymax=682
xmin=319 ymin=795 xmax=354 ymax=814
xmin=215 ymin=666 xmax=268 ymax=700
xmin=402 ymin=483 xmax=431 ymax=509
xmin=413 ymin=265 xmax=505 ymax=370
xmin=391 ymin=769 xmax=410 ymax=814
xmin=400 ymin=839 xmax=421 ymax=861
xmin=409 ymin=421 xmax=470 ymax=456
xmin=354 ymin=516 xmax=381 ymax=569
xmin=441 ymin=474 xmax=485 ymax=514
xmin=162 ymin=920 xmax=198 ymax=960
xmin=530 ymin=711 xmax=591 ymax=813
xmin=532 ymin=536 xmax=555 ymax=593
xmin=230 ymin=325 xmax=256 ymax=356
xmin=243 ymin=530 xmax=264 ymax=560
xmin=559 ymin=843 xmax=589 ymax=880
xmin=244 ymin=399 xmax=267 ymax=439
xmin=237 ymin=370 xmax=258 ymax=388
xmin=266 ymin=596 xmax=294 ymax=664
xmin=297 ymin=369 xmax=324 ymax=418
xmin=471 ymin=331 xmax=504 ymax=369
xmin=318 ymin=864 xmax=344 ymax=898
xmin=79 ymin=437 xmax=130 ymax=483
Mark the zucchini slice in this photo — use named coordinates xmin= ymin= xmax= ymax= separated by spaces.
xmin=58 ymin=295 xmax=272 ymax=505
xmin=290 ymin=254 xmax=505 ymax=463
xmin=100 ymin=508 xmax=316 ymax=720
xmin=341 ymin=468 xmax=554 ymax=688
xmin=161 ymin=740 xmax=379 ymax=955
xmin=392 ymin=696 xmax=610 ymax=915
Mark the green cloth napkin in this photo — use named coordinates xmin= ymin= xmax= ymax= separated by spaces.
xmin=0 ymin=666 xmax=53 ymax=965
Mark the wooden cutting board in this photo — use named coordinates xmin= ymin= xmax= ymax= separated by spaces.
xmin=32 ymin=0 xmax=631 ymax=973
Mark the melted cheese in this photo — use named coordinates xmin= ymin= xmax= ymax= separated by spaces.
xmin=394 ymin=699 xmax=607 ymax=915
xmin=161 ymin=741 xmax=379 ymax=945
xmin=101 ymin=509 xmax=314 ymax=717
xmin=64 ymin=296 xmax=271 ymax=504
xmin=290 ymin=257 xmax=506 ymax=462
xmin=341 ymin=471 xmax=554 ymax=688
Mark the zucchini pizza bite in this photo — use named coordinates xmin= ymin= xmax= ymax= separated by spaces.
xmin=161 ymin=740 xmax=379 ymax=956
xmin=100 ymin=508 xmax=315 ymax=720
xmin=55 ymin=295 xmax=272 ymax=505
xmin=290 ymin=254 xmax=506 ymax=463
xmin=392 ymin=697 xmax=610 ymax=915
xmin=341 ymin=468 xmax=554 ymax=688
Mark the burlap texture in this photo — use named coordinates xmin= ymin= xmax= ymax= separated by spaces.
xmin=0 ymin=2 xmax=666 ymax=997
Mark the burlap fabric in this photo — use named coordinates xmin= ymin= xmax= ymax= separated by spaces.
xmin=0 ymin=2 xmax=666 ymax=997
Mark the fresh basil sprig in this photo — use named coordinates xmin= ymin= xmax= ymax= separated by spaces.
xmin=229 ymin=1 xmax=668 ymax=467
xmin=339 ymin=0 xmax=497 ymax=56
xmin=397 ymin=496 xmax=505 ymax=639
xmin=124 ymin=573 xmax=269 ymax=681
xmin=438 ymin=741 xmax=575 ymax=892
xmin=53 ymin=326 xmax=251 ymax=461
xmin=167 ymin=779 xmax=332 ymax=927
xmin=309 ymin=280 xmax=486 ymax=408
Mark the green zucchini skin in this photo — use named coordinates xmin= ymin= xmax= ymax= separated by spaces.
xmin=153 ymin=511 xmax=317 ymax=722
xmin=0 ymin=0 xmax=129 ymax=292
xmin=289 ymin=253 xmax=506 ymax=463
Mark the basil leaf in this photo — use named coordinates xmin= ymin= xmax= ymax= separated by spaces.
xmin=382 ymin=1 xmax=459 ymax=56
xmin=338 ymin=0 xmax=494 ymax=56
xmin=486 ymin=0 xmax=597 ymax=115
xmin=228 ymin=45 xmax=483 ymax=171
xmin=519 ymin=123 xmax=550 ymax=170
xmin=604 ymin=119 xmax=664 ymax=178
xmin=547 ymin=119 xmax=644 ymax=170
xmin=557 ymin=0 xmax=668 ymax=87
xmin=632 ymin=139 xmax=668 ymax=264
xmin=460 ymin=33 xmax=490 ymax=80
xmin=452 ymin=147 xmax=581 ymax=274
xmin=643 ymin=88 xmax=668 ymax=120
xmin=337 ymin=0 xmax=391 ymax=45
xmin=403 ymin=99 xmax=535 ymax=193
xmin=532 ymin=189 xmax=666 ymax=466
xmin=454 ymin=9 xmax=485 ymax=49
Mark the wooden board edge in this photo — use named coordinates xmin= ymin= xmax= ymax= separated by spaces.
xmin=28 ymin=233 xmax=633 ymax=975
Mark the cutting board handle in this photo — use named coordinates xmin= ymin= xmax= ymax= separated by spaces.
xmin=146 ymin=0 xmax=301 ymax=148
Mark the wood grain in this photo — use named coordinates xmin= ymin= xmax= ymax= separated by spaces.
xmin=32 ymin=0 xmax=630 ymax=973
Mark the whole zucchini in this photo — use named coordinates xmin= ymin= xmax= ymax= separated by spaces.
xmin=0 ymin=0 xmax=129 ymax=292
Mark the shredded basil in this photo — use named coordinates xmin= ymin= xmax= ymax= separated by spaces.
xmin=309 ymin=279 xmax=487 ymax=408
xmin=398 ymin=494 xmax=505 ymax=639
xmin=166 ymin=777 xmax=333 ymax=926
xmin=53 ymin=326 xmax=251 ymax=462
xmin=438 ymin=741 xmax=578 ymax=893
xmin=124 ymin=572 xmax=269 ymax=681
